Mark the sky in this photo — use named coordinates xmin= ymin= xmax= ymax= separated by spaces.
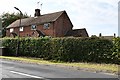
xmin=0 ymin=0 xmax=119 ymax=36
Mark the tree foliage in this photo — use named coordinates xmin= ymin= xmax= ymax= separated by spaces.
xmin=0 ymin=12 xmax=30 ymax=37
xmin=1 ymin=12 xmax=29 ymax=28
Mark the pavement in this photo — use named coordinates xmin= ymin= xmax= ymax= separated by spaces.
xmin=0 ymin=59 xmax=119 ymax=80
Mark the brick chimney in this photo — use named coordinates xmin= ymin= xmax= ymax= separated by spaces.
xmin=34 ymin=9 xmax=41 ymax=17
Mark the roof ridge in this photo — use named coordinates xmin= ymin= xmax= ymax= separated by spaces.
xmin=41 ymin=10 xmax=65 ymax=16
xmin=24 ymin=10 xmax=65 ymax=20
xmin=53 ymin=11 xmax=65 ymax=21
xmin=73 ymin=28 xmax=86 ymax=30
xmin=6 ymin=10 xmax=66 ymax=28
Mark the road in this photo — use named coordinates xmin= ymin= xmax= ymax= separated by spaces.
xmin=0 ymin=59 xmax=119 ymax=80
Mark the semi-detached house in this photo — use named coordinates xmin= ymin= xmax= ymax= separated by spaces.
xmin=6 ymin=9 xmax=89 ymax=37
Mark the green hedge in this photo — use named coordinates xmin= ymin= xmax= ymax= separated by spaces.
xmin=2 ymin=37 xmax=119 ymax=64
xmin=112 ymin=37 xmax=120 ymax=64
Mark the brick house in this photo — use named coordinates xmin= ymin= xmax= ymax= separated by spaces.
xmin=65 ymin=28 xmax=89 ymax=37
xmin=6 ymin=9 xmax=89 ymax=37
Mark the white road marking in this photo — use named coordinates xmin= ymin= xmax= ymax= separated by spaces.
xmin=10 ymin=71 xmax=43 ymax=79
xmin=1 ymin=60 xmax=12 ymax=63
xmin=102 ymin=72 xmax=117 ymax=76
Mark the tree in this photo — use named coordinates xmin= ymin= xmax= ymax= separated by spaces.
xmin=1 ymin=12 xmax=30 ymax=37
xmin=1 ymin=12 xmax=29 ymax=28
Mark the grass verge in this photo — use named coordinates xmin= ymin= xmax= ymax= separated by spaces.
xmin=0 ymin=56 xmax=118 ymax=75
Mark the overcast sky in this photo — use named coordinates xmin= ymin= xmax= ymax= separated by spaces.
xmin=0 ymin=0 xmax=119 ymax=36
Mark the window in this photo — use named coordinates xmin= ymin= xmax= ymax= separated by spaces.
xmin=10 ymin=28 xmax=14 ymax=32
xmin=19 ymin=27 xmax=24 ymax=31
xmin=43 ymin=23 xmax=50 ymax=29
xmin=31 ymin=25 xmax=37 ymax=30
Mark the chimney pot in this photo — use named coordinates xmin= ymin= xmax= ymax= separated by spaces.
xmin=34 ymin=9 xmax=41 ymax=17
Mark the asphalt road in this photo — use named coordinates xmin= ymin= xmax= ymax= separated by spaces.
xmin=0 ymin=59 xmax=119 ymax=80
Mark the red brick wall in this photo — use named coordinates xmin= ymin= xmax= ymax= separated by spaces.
xmin=6 ymin=29 xmax=10 ymax=36
xmin=6 ymin=23 xmax=55 ymax=37
xmin=37 ymin=23 xmax=54 ymax=37
xmin=54 ymin=12 xmax=73 ymax=37
xmin=6 ymin=27 xmax=19 ymax=37
xmin=6 ymin=12 xmax=73 ymax=37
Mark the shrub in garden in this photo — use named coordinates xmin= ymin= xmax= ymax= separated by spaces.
xmin=112 ymin=37 xmax=120 ymax=64
xmin=2 ymin=37 xmax=119 ymax=64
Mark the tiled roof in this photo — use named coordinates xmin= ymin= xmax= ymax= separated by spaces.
xmin=7 ymin=11 xmax=65 ymax=28
xmin=65 ymin=28 xmax=89 ymax=37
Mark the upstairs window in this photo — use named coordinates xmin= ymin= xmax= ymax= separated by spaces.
xmin=31 ymin=25 xmax=37 ymax=30
xmin=43 ymin=23 xmax=50 ymax=29
xmin=10 ymin=28 xmax=14 ymax=33
xmin=19 ymin=27 xmax=24 ymax=31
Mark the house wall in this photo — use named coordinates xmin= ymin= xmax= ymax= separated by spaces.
xmin=6 ymin=27 xmax=18 ymax=37
xmin=54 ymin=12 xmax=73 ymax=37
xmin=6 ymin=12 xmax=73 ymax=37
xmin=81 ymin=30 xmax=89 ymax=37
xmin=6 ymin=23 xmax=55 ymax=37
xmin=37 ymin=23 xmax=54 ymax=37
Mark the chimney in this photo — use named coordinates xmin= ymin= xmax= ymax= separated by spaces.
xmin=99 ymin=33 xmax=102 ymax=37
xmin=114 ymin=33 xmax=116 ymax=38
xmin=34 ymin=9 xmax=41 ymax=17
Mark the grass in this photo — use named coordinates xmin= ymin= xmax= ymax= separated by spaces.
xmin=0 ymin=56 xmax=118 ymax=74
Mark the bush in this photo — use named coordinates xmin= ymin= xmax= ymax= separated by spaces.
xmin=2 ymin=37 xmax=119 ymax=64
xmin=112 ymin=37 xmax=120 ymax=64
xmin=2 ymin=38 xmax=17 ymax=56
xmin=50 ymin=37 xmax=114 ymax=63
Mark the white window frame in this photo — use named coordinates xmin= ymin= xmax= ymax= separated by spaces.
xmin=43 ymin=23 xmax=50 ymax=29
xmin=19 ymin=27 xmax=24 ymax=31
xmin=10 ymin=28 xmax=14 ymax=33
xmin=31 ymin=25 xmax=37 ymax=30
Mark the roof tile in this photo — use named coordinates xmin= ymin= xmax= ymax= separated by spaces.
xmin=7 ymin=11 xmax=65 ymax=28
